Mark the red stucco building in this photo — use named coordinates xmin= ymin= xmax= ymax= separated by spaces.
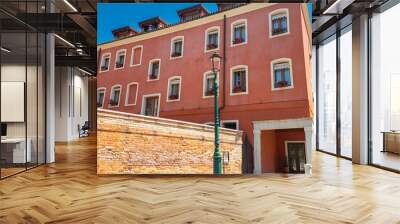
xmin=97 ymin=3 xmax=314 ymax=174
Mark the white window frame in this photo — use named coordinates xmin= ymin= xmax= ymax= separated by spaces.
xmin=230 ymin=65 xmax=249 ymax=96
xmin=130 ymin=45 xmax=143 ymax=67
xmin=97 ymin=87 xmax=106 ymax=108
xmin=109 ymin=84 xmax=122 ymax=108
xmin=269 ymin=8 xmax=290 ymax=39
xmin=125 ymin=82 xmax=139 ymax=106
xmin=170 ymin=36 xmax=184 ymax=60
xmin=230 ymin=19 xmax=248 ymax=47
xmin=99 ymin=53 xmax=111 ymax=73
xmin=270 ymin=58 xmax=294 ymax=91
xmin=166 ymin=76 xmax=182 ymax=102
xmin=202 ymin=71 xmax=219 ymax=99
xmin=204 ymin=26 xmax=220 ymax=53
xmin=221 ymin=120 xmax=240 ymax=130
xmin=141 ymin=93 xmax=161 ymax=117
xmin=114 ymin=49 xmax=127 ymax=70
xmin=147 ymin=58 xmax=161 ymax=81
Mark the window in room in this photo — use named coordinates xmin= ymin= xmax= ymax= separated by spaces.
xmin=230 ymin=65 xmax=248 ymax=95
xmin=130 ymin=45 xmax=143 ymax=66
xmin=100 ymin=53 xmax=111 ymax=72
xmin=115 ymin=50 xmax=126 ymax=69
xmin=167 ymin=77 xmax=181 ymax=102
xmin=148 ymin=59 xmax=161 ymax=80
xmin=125 ymin=82 xmax=139 ymax=106
xmin=317 ymin=35 xmax=337 ymax=155
xmin=205 ymin=27 xmax=220 ymax=51
xmin=97 ymin=88 xmax=105 ymax=108
xmin=170 ymin=36 xmax=184 ymax=58
xmin=269 ymin=9 xmax=289 ymax=37
xmin=339 ymin=27 xmax=352 ymax=158
xmin=370 ymin=5 xmax=400 ymax=171
xmin=203 ymin=71 xmax=218 ymax=98
xmin=231 ymin=19 xmax=247 ymax=46
xmin=109 ymin=85 xmax=121 ymax=107
xmin=271 ymin=59 xmax=293 ymax=90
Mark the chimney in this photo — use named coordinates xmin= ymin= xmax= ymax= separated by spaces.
xmin=112 ymin=26 xmax=137 ymax=39
xmin=138 ymin=17 xmax=167 ymax=32
xmin=177 ymin=4 xmax=208 ymax=22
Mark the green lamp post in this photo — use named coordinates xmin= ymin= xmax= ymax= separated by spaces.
xmin=210 ymin=52 xmax=222 ymax=174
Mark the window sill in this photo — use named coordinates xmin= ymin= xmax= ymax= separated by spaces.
xmin=202 ymin=94 xmax=219 ymax=99
xmin=169 ymin=55 xmax=183 ymax=60
xmin=231 ymin=41 xmax=247 ymax=47
xmin=114 ymin=66 xmax=125 ymax=70
xmin=205 ymin=47 xmax=220 ymax=53
xmin=230 ymin=91 xmax=248 ymax=96
xmin=271 ymin=85 xmax=294 ymax=91
xmin=147 ymin=77 xmax=160 ymax=82
xmin=166 ymin=98 xmax=180 ymax=102
xmin=269 ymin=32 xmax=290 ymax=39
xmin=130 ymin=63 xmax=141 ymax=67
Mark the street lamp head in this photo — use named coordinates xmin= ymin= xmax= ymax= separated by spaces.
xmin=210 ymin=52 xmax=222 ymax=61
xmin=210 ymin=52 xmax=222 ymax=73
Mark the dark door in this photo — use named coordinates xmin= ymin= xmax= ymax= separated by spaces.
xmin=287 ymin=142 xmax=306 ymax=173
xmin=144 ymin=96 xmax=159 ymax=116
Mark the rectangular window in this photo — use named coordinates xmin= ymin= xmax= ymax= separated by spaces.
xmin=115 ymin=51 xmax=126 ymax=69
xmin=232 ymin=69 xmax=247 ymax=93
xmin=222 ymin=121 xmax=239 ymax=130
xmin=171 ymin=39 xmax=183 ymax=57
xmin=339 ymin=28 xmax=352 ymax=158
xmin=149 ymin=60 xmax=160 ymax=80
xmin=143 ymin=95 xmax=160 ymax=117
xmin=273 ymin=62 xmax=292 ymax=89
xmin=110 ymin=86 xmax=121 ymax=106
xmin=168 ymin=78 xmax=181 ymax=101
xmin=207 ymin=31 xmax=218 ymax=50
xmin=205 ymin=74 xmax=216 ymax=97
xmin=271 ymin=13 xmax=288 ymax=36
xmin=101 ymin=55 xmax=110 ymax=71
xmin=317 ymin=36 xmax=337 ymax=155
xmin=233 ymin=23 xmax=246 ymax=44
xmin=370 ymin=6 xmax=400 ymax=171
xmin=97 ymin=89 xmax=105 ymax=108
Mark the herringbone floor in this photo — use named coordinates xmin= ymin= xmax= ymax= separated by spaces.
xmin=1 ymin=135 xmax=400 ymax=224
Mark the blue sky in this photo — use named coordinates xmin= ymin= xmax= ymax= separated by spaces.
xmin=98 ymin=3 xmax=312 ymax=44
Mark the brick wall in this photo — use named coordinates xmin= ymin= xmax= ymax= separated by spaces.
xmin=97 ymin=109 xmax=243 ymax=174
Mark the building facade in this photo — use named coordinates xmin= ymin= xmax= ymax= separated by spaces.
xmin=97 ymin=3 xmax=313 ymax=174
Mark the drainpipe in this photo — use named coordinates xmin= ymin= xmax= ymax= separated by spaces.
xmin=219 ymin=15 xmax=227 ymax=115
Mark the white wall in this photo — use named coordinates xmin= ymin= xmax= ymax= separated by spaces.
xmin=54 ymin=67 xmax=89 ymax=141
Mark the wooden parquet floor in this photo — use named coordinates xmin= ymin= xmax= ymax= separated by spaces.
xmin=1 ymin=135 xmax=400 ymax=224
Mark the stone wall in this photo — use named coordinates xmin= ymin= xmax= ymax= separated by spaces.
xmin=97 ymin=109 xmax=243 ymax=174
